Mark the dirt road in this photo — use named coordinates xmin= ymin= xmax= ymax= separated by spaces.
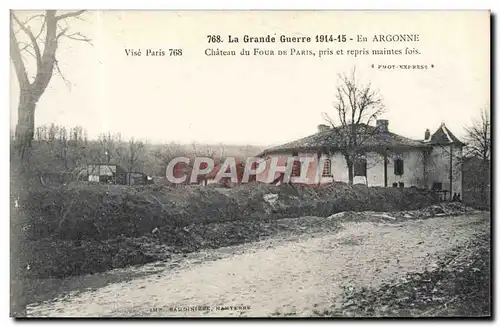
xmin=27 ymin=213 xmax=489 ymax=317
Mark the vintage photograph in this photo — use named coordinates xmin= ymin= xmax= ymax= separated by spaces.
xmin=9 ymin=10 xmax=491 ymax=318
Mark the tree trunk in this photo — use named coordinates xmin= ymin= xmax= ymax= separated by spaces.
xmin=11 ymin=93 xmax=37 ymax=317
xmin=480 ymin=158 xmax=490 ymax=206
xmin=15 ymin=91 xmax=38 ymax=171
xmin=347 ymin=160 xmax=354 ymax=185
xmin=11 ymin=10 xmax=59 ymax=171
xmin=10 ymin=10 xmax=84 ymax=317
xmin=63 ymin=147 xmax=69 ymax=170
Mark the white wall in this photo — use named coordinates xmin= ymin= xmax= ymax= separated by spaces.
xmin=386 ymin=150 xmax=426 ymax=188
xmin=426 ymin=145 xmax=463 ymax=198
xmin=330 ymin=150 xmax=426 ymax=188
xmin=257 ymin=146 xmax=459 ymax=193
xmin=330 ymin=152 xmax=349 ymax=183
xmin=366 ymin=152 xmax=385 ymax=186
xmin=427 ymin=146 xmax=448 ymax=191
xmin=452 ymin=146 xmax=463 ymax=197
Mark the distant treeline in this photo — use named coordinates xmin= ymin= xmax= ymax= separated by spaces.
xmin=10 ymin=123 xmax=265 ymax=177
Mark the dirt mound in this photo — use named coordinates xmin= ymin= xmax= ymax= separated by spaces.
xmin=327 ymin=202 xmax=478 ymax=223
xmin=13 ymin=182 xmax=479 ymax=312
xmin=13 ymin=182 xmax=441 ymax=285
xmin=22 ymin=214 xmax=342 ymax=280
xmin=19 ymin=238 xmax=155 ymax=279
xmin=18 ymin=182 xmax=438 ymax=242
xmin=227 ymin=182 xmax=437 ymax=219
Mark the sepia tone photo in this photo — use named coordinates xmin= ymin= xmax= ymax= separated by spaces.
xmin=9 ymin=10 xmax=491 ymax=318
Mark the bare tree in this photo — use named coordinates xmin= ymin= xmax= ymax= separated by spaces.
xmin=219 ymin=143 xmax=226 ymax=159
xmin=97 ymin=132 xmax=121 ymax=164
xmin=465 ymin=108 xmax=490 ymax=164
xmin=47 ymin=122 xmax=58 ymax=143
xmin=322 ymin=68 xmax=385 ymax=184
xmin=59 ymin=126 xmax=69 ymax=170
xmin=70 ymin=125 xmax=84 ymax=142
xmin=10 ymin=10 xmax=90 ymax=170
xmin=464 ymin=108 xmax=491 ymax=205
xmin=35 ymin=125 xmax=45 ymax=141
xmin=153 ymin=142 xmax=186 ymax=176
xmin=124 ymin=138 xmax=146 ymax=172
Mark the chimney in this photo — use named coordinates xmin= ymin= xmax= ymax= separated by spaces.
xmin=376 ymin=119 xmax=389 ymax=133
xmin=424 ymin=128 xmax=431 ymax=140
xmin=317 ymin=124 xmax=330 ymax=133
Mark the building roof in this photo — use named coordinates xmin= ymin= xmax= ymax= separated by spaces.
xmin=87 ymin=163 xmax=126 ymax=175
xmin=424 ymin=123 xmax=465 ymax=145
xmin=258 ymin=124 xmax=426 ymax=156
xmin=258 ymin=122 xmax=464 ymax=156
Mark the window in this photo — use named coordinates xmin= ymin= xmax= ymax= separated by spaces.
xmin=394 ymin=158 xmax=404 ymax=176
xmin=322 ymin=158 xmax=332 ymax=177
xmin=353 ymin=158 xmax=367 ymax=177
xmin=291 ymin=160 xmax=301 ymax=177
xmin=432 ymin=182 xmax=443 ymax=191
xmin=291 ymin=152 xmax=301 ymax=177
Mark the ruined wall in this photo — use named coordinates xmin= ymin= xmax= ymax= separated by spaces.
xmin=452 ymin=146 xmax=463 ymax=197
xmin=330 ymin=152 xmax=349 ymax=183
xmin=365 ymin=152 xmax=385 ymax=186
xmin=426 ymin=145 xmax=463 ymax=198
xmin=346 ymin=150 xmax=425 ymax=187
xmin=386 ymin=150 xmax=427 ymax=188
xmin=257 ymin=149 xmax=428 ymax=188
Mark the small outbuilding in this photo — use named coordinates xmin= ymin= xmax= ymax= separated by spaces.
xmin=86 ymin=163 xmax=127 ymax=184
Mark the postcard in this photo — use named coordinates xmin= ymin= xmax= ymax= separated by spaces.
xmin=9 ymin=10 xmax=491 ymax=318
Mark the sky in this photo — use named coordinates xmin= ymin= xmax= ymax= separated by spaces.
xmin=10 ymin=10 xmax=490 ymax=147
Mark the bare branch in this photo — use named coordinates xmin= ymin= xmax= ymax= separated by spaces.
xmin=56 ymin=27 xmax=69 ymax=40
xmin=18 ymin=41 xmax=32 ymax=52
xmin=32 ymin=10 xmax=58 ymax=95
xmin=11 ymin=9 xmax=93 ymax=165
xmin=321 ymin=67 xmax=386 ymax=183
xmin=9 ymin=14 xmax=30 ymax=88
xmin=11 ymin=12 xmax=43 ymax=73
xmin=60 ymin=32 xmax=93 ymax=45
xmin=54 ymin=57 xmax=71 ymax=89
xmin=34 ymin=15 xmax=47 ymax=41
xmin=22 ymin=46 xmax=36 ymax=59
xmin=464 ymin=108 xmax=490 ymax=163
xmin=20 ymin=14 xmax=44 ymax=26
xmin=56 ymin=10 xmax=86 ymax=21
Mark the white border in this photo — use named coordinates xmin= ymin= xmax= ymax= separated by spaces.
xmin=2 ymin=1 xmax=498 ymax=326
xmin=5 ymin=0 xmax=500 ymax=10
